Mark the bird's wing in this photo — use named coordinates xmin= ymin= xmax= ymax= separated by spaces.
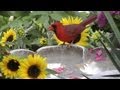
xmin=64 ymin=24 xmax=85 ymax=36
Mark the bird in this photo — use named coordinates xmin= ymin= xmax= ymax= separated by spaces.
xmin=48 ymin=15 xmax=97 ymax=45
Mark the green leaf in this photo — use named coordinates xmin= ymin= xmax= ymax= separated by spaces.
xmin=103 ymin=11 xmax=120 ymax=44
xmin=0 ymin=16 xmax=22 ymax=32
xmin=31 ymin=38 xmax=39 ymax=45
xmin=36 ymin=15 xmax=49 ymax=28
xmin=50 ymin=13 xmax=62 ymax=21
xmin=47 ymin=31 xmax=54 ymax=45
xmin=30 ymin=11 xmax=50 ymax=16
xmin=0 ymin=54 xmax=3 ymax=61
xmin=22 ymin=21 xmax=33 ymax=29
xmin=77 ymin=12 xmax=89 ymax=19
xmin=99 ymin=39 xmax=120 ymax=72
xmin=114 ymin=15 xmax=120 ymax=20
xmin=99 ymin=31 xmax=120 ymax=64
xmin=0 ymin=11 xmax=30 ymax=17
xmin=39 ymin=15 xmax=49 ymax=23
xmin=99 ymin=31 xmax=120 ymax=60
xmin=46 ymin=68 xmax=58 ymax=75
xmin=54 ymin=11 xmax=70 ymax=17
xmin=0 ymin=15 xmax=8 ymax=26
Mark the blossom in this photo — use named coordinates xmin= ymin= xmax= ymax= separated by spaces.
xmin=53 ymin=66 xmax=64 ymax=74
xmin=0 ymin=28 xmax=16 ymax=46
xmin=96 ymin=12 xmax=107 ymax=28
xmin=18 ymin=54 xmax=47 ymax=79
xmin=0 ymin=55 xmax=20 ymax=79
xmin=95 ymin=49 xmax=105 ymax=61
xmin=96 ymin=11 xmax=120 ymax=28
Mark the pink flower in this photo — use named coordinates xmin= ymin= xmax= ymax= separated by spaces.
xmin=95 ymin=49 xmax=105 ymax=61
xmin=53 ymin=67 xmax=64 ymax=74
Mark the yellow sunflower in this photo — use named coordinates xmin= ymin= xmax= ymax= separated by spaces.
xmin=75 ymin=28 xmax=90 ymax=46
xmin=54 ymin=16 xmax=90 ymax=47
xmin=39 ymin=37 xmax=48 ymax=45
xmin=0 ymin=28 xmax=16 ymax=46
xmin=0 ymin=55 xmax=20 ymax=79
xmin=60 ymin=16 xmax=82 ymax=25
xmin=18 ymin=54 xmax=47 ymax=79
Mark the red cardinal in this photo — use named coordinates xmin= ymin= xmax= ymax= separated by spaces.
xmin=48 ymin=15 xmax=97 ymax=44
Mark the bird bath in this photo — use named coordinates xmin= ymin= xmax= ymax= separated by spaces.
xmin=36 ymin=45 xmax=85 ymax=79
xmin=10 ymin=49 xmax=35 ymax=57
xmin=9 ymin=46 xmax=120 ymax=79
xmin=78 ymin=47 xmax=120 ymax=79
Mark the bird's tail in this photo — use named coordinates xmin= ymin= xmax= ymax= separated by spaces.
xmin=81 ymin=15 xmax=97 ymax=27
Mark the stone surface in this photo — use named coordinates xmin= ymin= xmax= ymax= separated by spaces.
xmin=10 ymin=49 xmax=35 ymax=57
xmin=37 ymin=45 xmax=84 ymax=63
xmin=79 ymin=47 xmax=119 ymax=76
xmin=37 ymin=45 xmax=85 ymax=78
xmin=9 ymin=46 xmax=120 ymax=79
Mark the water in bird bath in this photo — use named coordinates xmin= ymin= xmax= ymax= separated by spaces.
xmin=10 ymin=45 xmax=86 ymax=79
xmin=37 ymin=45 xmax=86 ymax=79
xmin=10 ymin=46 xmax=119 ymax=79
xmin=78 ymin=47 xmax=119 ymax=77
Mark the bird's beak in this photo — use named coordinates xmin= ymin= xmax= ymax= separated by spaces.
xmin=48 ymin=25 xmax=54 ymax=31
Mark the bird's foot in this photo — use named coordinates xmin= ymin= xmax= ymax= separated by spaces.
xmin=66 ymin=44 xmax=73 ymax=48
xmin=59 ymin=42 xmax=74 ymax=48
xmin=59 ymin=42 xmax=66 ymax=48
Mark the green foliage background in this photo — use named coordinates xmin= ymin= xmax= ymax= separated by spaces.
xmin=0 ymin=11 xmax=90 ymax=51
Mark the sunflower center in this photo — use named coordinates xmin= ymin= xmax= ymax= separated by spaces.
xmin=42 ymin=40 xmax=45 ymax=42
xmin=42 ymin=40 xmax=46 ymax=44
xmin=7 ymin=59 xmax=20 ymax=71
xmin=28 ymin=65 xmax=40 ymax=78
xmin=7 ymin=35 xmax=13 ymax=42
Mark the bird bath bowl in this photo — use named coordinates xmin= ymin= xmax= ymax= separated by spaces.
xmin=78 ymin=47 xmax=120 ymax=79
xmin=10 ymin=46 xmax=119 ymax=79
xmin=36 ymin=45 xmax=85 ymax=79
xmin=10 ymin=49 xmax=35 ymax=57
xmin=10 ymin=45 xmax=86 ymax=79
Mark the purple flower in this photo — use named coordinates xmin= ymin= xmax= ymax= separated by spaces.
xmin=110 ymin=11 xmax=120 ymax=15
xmin=96 ymin=11 xmax=120 ymax=28
xmin=96 ymin=12 xmax=107 ymax=28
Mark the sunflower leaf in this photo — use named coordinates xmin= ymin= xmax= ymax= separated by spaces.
xmin=46 ymin=68 xmax=58 ymax=75
xmin=0 ymin=54 xmax=3 ymax=61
